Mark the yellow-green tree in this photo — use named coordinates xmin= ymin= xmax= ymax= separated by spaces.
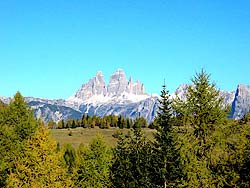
xmin=75 ymin=134 xmax=113 ymax=188
xmin=47 ymin=120 xmax=56 ymax=129
xmin=0 ymin=92 xmax=38 ymax=187
xmin=6 ymin=127 xmax=73 ymax=188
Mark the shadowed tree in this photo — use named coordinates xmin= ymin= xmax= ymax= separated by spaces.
xmin=111 ymin=128 xmax=154 ymax=188
xmin=152 ymin=82 xmax=182 ymax=188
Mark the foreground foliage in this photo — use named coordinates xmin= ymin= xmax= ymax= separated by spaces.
xmin=173 ymin=70 xmax=249 ymax=187
xmin=111 ymin=128 xmax=153 ymax=187
xmin=74 ymin=134 xmax=113 ymax=188
xmin=0 ymin=92 xmax=38 ymax=187
xmin=151 ymin=83 xmax=182 ymax=187
xmin=6 ymin=127 xmax=73 ymax=188
xmin=0 ymin=69 xmax=249 ymax=187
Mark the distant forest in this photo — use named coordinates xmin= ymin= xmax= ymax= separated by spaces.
xmin=0 ymin=69 xmax=249 ymax=187
xmin=48 ymin=114 xmax=150 ymax=130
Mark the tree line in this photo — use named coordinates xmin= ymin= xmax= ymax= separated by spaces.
xmin=0 ymin=69 xmax=249 ymax=187
xmin=48 ymin=113 xmax=148 ymax=129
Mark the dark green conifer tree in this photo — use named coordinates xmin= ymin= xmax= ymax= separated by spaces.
xmin=152 ymin=83 xmax=182 ymax=188
xmin=62 ymin=119 xmax=65 ymax=129
xmin=72 ymin=120 xmax=76 ymax=128
xmin=117 ymin=115 xmax=124 ymax=129
xmin=126 ymin=118 xmax=131 ymax=129
xmin=180 ymin=69 xmax=228 ymax=143
xmin=111 ymin=128 xmax=153 ymax=188
xmin=63 ymin=144 xmax=77 ymax=174
xmin=173 ymin=69 xmax=232 ymax=187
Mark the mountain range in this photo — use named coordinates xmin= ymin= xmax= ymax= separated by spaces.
xmin=1 ymin=69 xmax=249 ymax=122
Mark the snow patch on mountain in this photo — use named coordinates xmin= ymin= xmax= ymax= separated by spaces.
xmin=68 ymin=69 xmax=148 ymax=105
xmin=1 ymin=69 xmax=249 ymax=122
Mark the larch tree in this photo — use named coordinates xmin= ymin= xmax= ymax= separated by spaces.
xmin=9 ymin=92 xmax=37 ymax=140
xmin=0 ymin=92 xmax=38 ymax=187
xmin=6 ymin=127 xmax=73 ymax=188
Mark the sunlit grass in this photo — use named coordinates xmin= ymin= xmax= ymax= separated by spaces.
xmin=50 ymin=127 xmax=156 ymax=148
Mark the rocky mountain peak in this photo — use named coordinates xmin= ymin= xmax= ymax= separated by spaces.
xmin=2 ymin=74 xmax=250 ymax=123
xmin=230 ymin=84 xmax=250 ymax=119
xmin=70 ymin=69 xmax=146 ymax=102
xmin=172 ymin=84 xmax=190 ymax=100
xmin=107 ymin=69 xmax=145 ymax=96
xmin=237 ymin=84 xmax=250 ymax=96
xmin=72 ymin=71 xmax=106 ymax=101
xmin=95 ymin=71 xmax=104 ymax=78
xmin=107 ymin=69 xmax=128 ymax=96
xmin=113 ymin=68 xmax=126 ymax=76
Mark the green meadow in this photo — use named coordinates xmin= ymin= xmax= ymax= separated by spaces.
xmin=50 ymin=127 xmax=156 ymax=148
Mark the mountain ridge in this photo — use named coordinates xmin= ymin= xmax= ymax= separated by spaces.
xmin=1 ymin=69 xmax=249 ymax=122
xmin=69 ymin=69 xmax=146 ymax=104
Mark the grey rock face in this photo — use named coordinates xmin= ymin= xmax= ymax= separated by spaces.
xmin=171 ymin=84 xmax=235 ymax=107
xmin=27 ymin=83 xmax=247 ymax=123
xmin=72 ymin=69 xmax=145 ymax=101
xmin=126 ymin=76 xmax=144 ymax=95
xmin=27 ymin=100 xmax=82 ymax=122
xmin=0 ymin=96 xmax=11 ymax=104
xmin=105 ymin=69 xmax=144 ymax=96
xmin=172 ymin=84 xmax=190 ymax=100
xmin=107 ymin=69 xmax=128 ymax=96
xmin=1 ymin=71 xmax=249 ymax=123
xmin=0 ymin=69 xmax=151 ymax=123
xmin=73 ymin=71 xmax=106 ymax=101
xmin=79 ymin=96 xmax=158 ymax=122
xmin=231 ymin=84 xmax=250 ymax=119
xmin=219 ymin=90 xmax=235 ymax=107
xmin=66 ymin=69 xmax=154 ymax=122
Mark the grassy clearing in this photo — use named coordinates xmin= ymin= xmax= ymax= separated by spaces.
xmin=50 ymin=127 xmax=156 ymax=148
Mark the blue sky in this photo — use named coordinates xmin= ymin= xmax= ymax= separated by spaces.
xmin=0 ymin=0 xmax=249 ymax=99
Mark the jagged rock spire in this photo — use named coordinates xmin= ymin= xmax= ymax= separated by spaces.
xmin=73 ymin=71 xmax=106 ymax=100
xmin=73 ymin=69 xmax=145 ymax=101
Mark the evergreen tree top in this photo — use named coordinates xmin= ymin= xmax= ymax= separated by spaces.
xmin=156 ymin=82 xmax=172 ymax=131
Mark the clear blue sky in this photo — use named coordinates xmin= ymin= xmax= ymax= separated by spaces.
xmin=0 ymin=0 xmax=249 ymax=99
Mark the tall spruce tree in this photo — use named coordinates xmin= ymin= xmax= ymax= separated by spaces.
xmin=180 ymin=69 xmax=228 ymax=143
xmin=152 ymin=83 xmax=181 ymax=188
xmin=111 ymin=128 xmax=153 ymax=188
xmin=174 ymin=69 xmax=231 ymax=187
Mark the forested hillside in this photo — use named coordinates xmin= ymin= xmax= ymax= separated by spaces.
xmin=0 ymin=70 xmax=249 ymax=187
